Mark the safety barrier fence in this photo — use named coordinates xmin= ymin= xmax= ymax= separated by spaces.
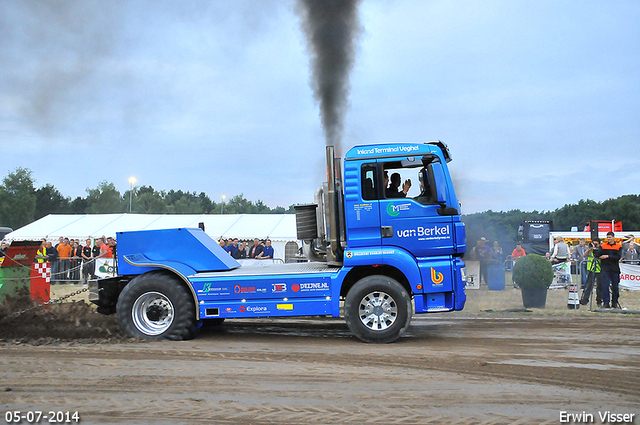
xmin=0 ymin=256 xmax=116 ymax=284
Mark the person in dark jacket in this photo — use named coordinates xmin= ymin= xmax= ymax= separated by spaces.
xmin=594 ymin=231 xmax=622 ymax=309
xmin=386 ymin=172 xmax=411 ymax=198
xmin=233 ymin=242 xmax=247 ymax=260
xmin=45 ymin=242 xmax=60 ymax=285
xmin=81 ymin=239 xmax=94 ymax=285
xmin=580 ymin=238 xmax=602 ymax=306
xmin=70 ymin=241 xmax=82 ymax=284
xmin=248 ymin=238 xmax=263 ymax=258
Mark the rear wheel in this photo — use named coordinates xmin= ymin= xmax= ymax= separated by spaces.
xmin=345 ymin=275 xmax=412 ymax=343
xmin=117 ymin=271 xmax=198 ymax=340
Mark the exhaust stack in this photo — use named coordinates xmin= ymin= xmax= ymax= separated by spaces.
xmin=294 ymin=146 xmax=345 ymax=265
xmin=325 ymin=145 xmax=344 ymax=266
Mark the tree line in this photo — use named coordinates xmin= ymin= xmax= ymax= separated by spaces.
xmin=2 ymin=167 xmax=639 ymax=245
xmin=463 ymin=195 xmax=640 ymax=252
xmin=0 ymin=167 xmax=294 ymax=229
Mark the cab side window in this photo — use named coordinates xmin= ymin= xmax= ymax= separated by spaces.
xmin=380 ymin=156 xmax=440 ymax=205
xmin=361 ymin=164 xmax=377 ymax=200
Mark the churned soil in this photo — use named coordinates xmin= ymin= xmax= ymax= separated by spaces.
xmin=0 ymin=300 xmax=131 ymax=343
xmin=0 ymin=285 xmax=130 ymax=343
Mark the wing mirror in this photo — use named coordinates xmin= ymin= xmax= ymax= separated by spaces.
xmin=427 ymin=162 xmax=447 ymax=204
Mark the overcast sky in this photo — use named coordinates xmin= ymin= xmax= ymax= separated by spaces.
xmin=1 ymin=0 xmax=638 ymax=214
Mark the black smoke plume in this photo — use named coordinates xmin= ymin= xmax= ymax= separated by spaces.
xmin=296 ymin=0 xmax=362 ymax=153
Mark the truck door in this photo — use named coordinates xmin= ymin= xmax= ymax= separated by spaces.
xmin=378 ymin=155 xmax=457 ymax=258
xmin=344 ymin=162 xmax=381 ymax=248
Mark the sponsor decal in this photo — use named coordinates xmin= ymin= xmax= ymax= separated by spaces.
xmin=246 ymin=306 xmax=268 ymax=313
xmin=300 ymin=282 xmax=329 ymax=291
xmin=353 ymin=203 xmax=373 ymax=211
xmin=272 ymin=283 xmax=287 ymax=293
xmin=345 ymin=251 xmax=353 ymax=259
xmin=203 ymin=283 xmax=224 ymax=293
xmin=291 ymin=282 xmax=329 ymax=292
xmin=349 ymin=249 xmax=395 ymax=257
xmin=386 ymin=203 xmax=410 ymax=217
xmin=234 ymin=285 xmax=258 ymax=294
xmin=355 ymin=145 xmax=420 ymax=156
xmin=126 ymin=253 xmax=146 ymax=262
xmin=427 ymin=307 xmax=449 ymax=312
xmin=277 ymin=304 xmax=293 ymax=310
xmin=396 ymin=225 xmax=451 ymax=241
xmin=222 ymin=307 xmax=240 ymax=314
xmin=619 ymin=264 xmax=640 ymax=290
xmin=353 ymin=203 xmax=373 ymax=221
xmin=239 ymin=306 xmax=246 ymax=313
xmin=98 ymin=261 xmax=115 ymax=274
xmin=431 ymin=268 xmax=444 ymax=285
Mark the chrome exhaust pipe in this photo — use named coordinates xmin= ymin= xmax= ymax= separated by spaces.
xmin=326 ymin=146 xmax=343 ymax=266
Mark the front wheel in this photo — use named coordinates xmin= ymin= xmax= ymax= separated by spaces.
xmin=117 ymin=271 xmax=198 ymax=340
xmin=345 ymin=275 xmax=412 ymax=343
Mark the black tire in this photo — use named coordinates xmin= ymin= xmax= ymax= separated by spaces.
xmin=345 ymin=275 xmax=412 ymax=343
xmin=116 ymin=271 xmax=198 ymax=340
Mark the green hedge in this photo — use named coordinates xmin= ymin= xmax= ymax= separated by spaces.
xmin=512 ymin=254 xmax=554 ymax=289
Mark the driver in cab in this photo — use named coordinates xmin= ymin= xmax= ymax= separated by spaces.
xmin=385 ymin=171 xmax=411 ymax=198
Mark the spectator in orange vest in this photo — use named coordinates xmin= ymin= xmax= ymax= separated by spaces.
xmin=511 ymin=242 xmax=526 ymax=259
xmin=594 ymin=231 xmax=622 ymax=309
xmin=99 ymin=238 xmax=109 ymax=258
xmin=57 ymin=237 xmax=73 ymax=283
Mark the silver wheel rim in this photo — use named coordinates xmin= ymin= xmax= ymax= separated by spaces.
xmin=132 ymin=292 xmax=175 ymax=335
xmin=358 ymin=291 xmax=398 ymax=331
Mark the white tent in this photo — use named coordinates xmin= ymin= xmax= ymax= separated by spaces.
xmin=5 ymin=214 xmax=300 ymax=262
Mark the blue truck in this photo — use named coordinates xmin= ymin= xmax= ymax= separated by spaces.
xmin=90 ymin=142 xmax=467 ymax=343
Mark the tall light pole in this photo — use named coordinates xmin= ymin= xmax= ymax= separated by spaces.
xmin=128 ymin=176 xmax=137 ymax=213
xmin=221 ymin=195 xmax=226 ymax=214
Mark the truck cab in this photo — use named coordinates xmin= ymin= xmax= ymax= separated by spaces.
xmin=91 ymin=141 xmax=467 ymax=343
xmin=340 ymin=142 xmax=466 ymax=314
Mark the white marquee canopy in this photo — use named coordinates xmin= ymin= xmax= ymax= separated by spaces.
xmin=5 ymin=214 xmax=300 ymax=262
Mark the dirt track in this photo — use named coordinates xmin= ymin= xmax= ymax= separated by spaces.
xmin=1 ymin=312 xmax=639 ymax=425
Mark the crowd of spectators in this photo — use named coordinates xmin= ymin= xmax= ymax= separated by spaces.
xmin=467 ymin=237 xmax=510 ymax=285
xmin=1 ymin=234 xmax=277 ymax=286
xmin=468 ymin=232 xmax=639 ymax=308
xmin=218 ymin=237 xmax=275 ymax=260
xmin=34 ymin=236 xmax=117 ymax=285
xmin=544 ymin=233 xmax=638 ymax=309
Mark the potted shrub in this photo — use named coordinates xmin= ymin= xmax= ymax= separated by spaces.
xmin=512 ymin=254 xmax=554 ymax=308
